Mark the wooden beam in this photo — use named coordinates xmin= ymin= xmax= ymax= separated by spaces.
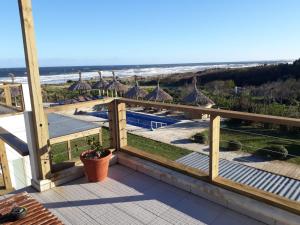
xmin=117 ymin=102 xmax=127 ymax=148
xmin=18 ymin=0 xmax=51 ymax=180
xmin=0 ymin=139 xmax=13 ymax=190
xmin=3 ymin=86 xmax=12 ymax=107
xmin=108 ymin=101 xmax=117 ymax=149
xmin=44 ymin=97 xmax=114 ymax=113
xmin=119 ymin=98 xmax=300 ymax=127
xmin=49 ymin=127 xmax=102 ymax=145
xmin=67 ymin=140 xmax=71 ymax=160
xmin=209 ymin=115 xmax=220 ymax=181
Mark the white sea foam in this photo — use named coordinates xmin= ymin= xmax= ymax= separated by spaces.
xmin=0 ymin=62 xmax=284 ymax=84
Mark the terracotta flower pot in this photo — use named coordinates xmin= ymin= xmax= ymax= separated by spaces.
xmin=80 ymin=149 xmax=112 ymax=182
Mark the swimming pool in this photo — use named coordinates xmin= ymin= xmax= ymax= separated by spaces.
xmin=92 ymin=111 xmax=179 ymax=130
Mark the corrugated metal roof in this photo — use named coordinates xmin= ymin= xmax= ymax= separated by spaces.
xmin=176 ymin=152 xmax=300 ymax=202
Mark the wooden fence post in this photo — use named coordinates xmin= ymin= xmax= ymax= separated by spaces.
xmin=209 ymin=115 xmax=220 ymax=181
xmin=108 ymin=100 xmax=127 ymax=150
xmin=0 ymin=139 xmax=13 ymax=190
xmin=3 ymin=86 xmax=12 ymax=107
xmin=18 ymin=0 xmax=51 ymax=180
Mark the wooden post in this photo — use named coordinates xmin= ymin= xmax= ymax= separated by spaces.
xmin=0 ymin=140 xmax=13 ymax=190
xmin=18 ymin=0 xmax=51 ymax=180
xmin=117 ymin=102 xmax=127 ymax=148
xmin=209 ymin=115 xmax=220 ymax=181
xmin=98 ymin=128 xmax=103 ymax=146
xmin=108 ymin=100 xmax=127 ymax=150
xmin=3 ymin=85 xmax=12 ymax=107
xmin=67 ymin=140 xmax=72 ymax=160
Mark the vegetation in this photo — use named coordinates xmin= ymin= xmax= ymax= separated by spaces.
xmin=256 ymin=145 xmax=288 ymax=160
xmin=192 ymin=132 xmax=208 ymax=144
xmin=227 ymin=140 xmax=242 ymax=151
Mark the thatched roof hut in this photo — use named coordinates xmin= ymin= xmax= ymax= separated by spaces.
xmin=68 ymin=71 xmax=92 ymax=92
xmin=93 ymin=71 xmax=108 ymax=90
xmin=106 ymin=71 xmax=128 ymax=93
xmin=183 ymin=77 xmax=215 ymax=107
xmin=124 ymin=77 xmax=147 ymax=99
xmin=145 ymin=80 xmax=173 ymax=102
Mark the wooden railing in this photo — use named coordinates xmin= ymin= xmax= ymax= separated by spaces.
xmin=0 ymin=83 xmax=25 ymax=112
xmin=41 ymin=97 xmax=300 ymax=214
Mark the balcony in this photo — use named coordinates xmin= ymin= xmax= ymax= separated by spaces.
xmin=1 ymin=96 xmax=299 ymax=224
xmin=0 ymin=1 xmax=299 ymax=224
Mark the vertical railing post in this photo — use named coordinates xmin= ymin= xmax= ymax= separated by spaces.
xmin=0 ymin=139 xmax=13 ymax=191
xmin=18 ymin=0 xmax=51 ymax=182
xmin=108 ymin=100 xmax=127 ymax=150
xmin=209 ymin=115 xmax=220 ymax=181
xmin=3 ymin=85 xmax=12 ymax=107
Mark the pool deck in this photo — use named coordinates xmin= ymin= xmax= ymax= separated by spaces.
xmin=2 ymin=165 xmax=265 ymax=225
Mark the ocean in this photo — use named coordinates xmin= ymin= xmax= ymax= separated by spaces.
xmin=0 ymin=60 xmax=291 ymax=84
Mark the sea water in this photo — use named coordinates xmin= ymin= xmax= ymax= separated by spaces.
xmin=0 ymin=61 xmax=291 ymax=84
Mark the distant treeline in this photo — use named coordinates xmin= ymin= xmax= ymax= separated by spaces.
xmin=150 ymin=59 xmax=300 ymax=87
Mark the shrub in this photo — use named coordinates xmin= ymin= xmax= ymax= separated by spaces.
xmin=192 ymin=133 xmax=208 ymax=144
xmin=267 ymin=145 xmax=288 ymax=159
xmin=227 ymin=140 xmax=242 ymax=151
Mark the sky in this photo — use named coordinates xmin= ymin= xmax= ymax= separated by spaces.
xmin=0 ymin=0 xmax=300 ymax=68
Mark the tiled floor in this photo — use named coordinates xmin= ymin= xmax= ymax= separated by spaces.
xmin=6 ymin=165 xmax=265 ymax=225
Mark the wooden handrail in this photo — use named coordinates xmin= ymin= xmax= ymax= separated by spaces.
xmin=0 ymin=127 xmax=29 ymax=156
xmin=44 ymin=97 xmax=114 ymax=113
xmin=118 ymin=98 xmax=300 ymax=127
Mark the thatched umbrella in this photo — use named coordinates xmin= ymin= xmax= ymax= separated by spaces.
xmin=93 ymin=71 xmax=108 ymax=96
xmin=68 ymin=71 xmax=92 ymax=94
xmin=183 ymin=76 xmax=215 ymax=107
xmin=124 ymin=76 xmax=147 ymax=99
xmin=106 ymin=71 xmax=128 ymax=97
xmin=145 ymin=80 xmax=173 ymax=102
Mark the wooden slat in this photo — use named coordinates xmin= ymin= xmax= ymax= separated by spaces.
xmin=0 ymin=192 xmax=63 ymax=224
xmin=44 ymin=97 xmax=114 ymax=113
xmin=18 ymin=0 xmax=51 ymax=180
xmin=118 ymin=98 xmax=300 ymax=127
xmin=0 ymin=139 xmax=13 ymax=190
xmin=209 ymin=115 xmax=220 ymax=181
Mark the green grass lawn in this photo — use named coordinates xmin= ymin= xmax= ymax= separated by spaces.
xmin=51 ymin=127 xmax=192 ymax=165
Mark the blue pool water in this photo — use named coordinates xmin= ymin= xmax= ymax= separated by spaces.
xmin=92 ymin=111 xmax=178 ymax=130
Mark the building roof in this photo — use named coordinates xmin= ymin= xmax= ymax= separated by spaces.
xmin=68 ymin=71 xmax=92 ymax=91
xmin=145 ymin=80 xmax=173 ymax=102
xmin=183 ymin=77 xmax=214 ymax=106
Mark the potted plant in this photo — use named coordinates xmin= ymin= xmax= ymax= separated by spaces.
xmin=79 ymin=138 xmax=112 ymax=182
